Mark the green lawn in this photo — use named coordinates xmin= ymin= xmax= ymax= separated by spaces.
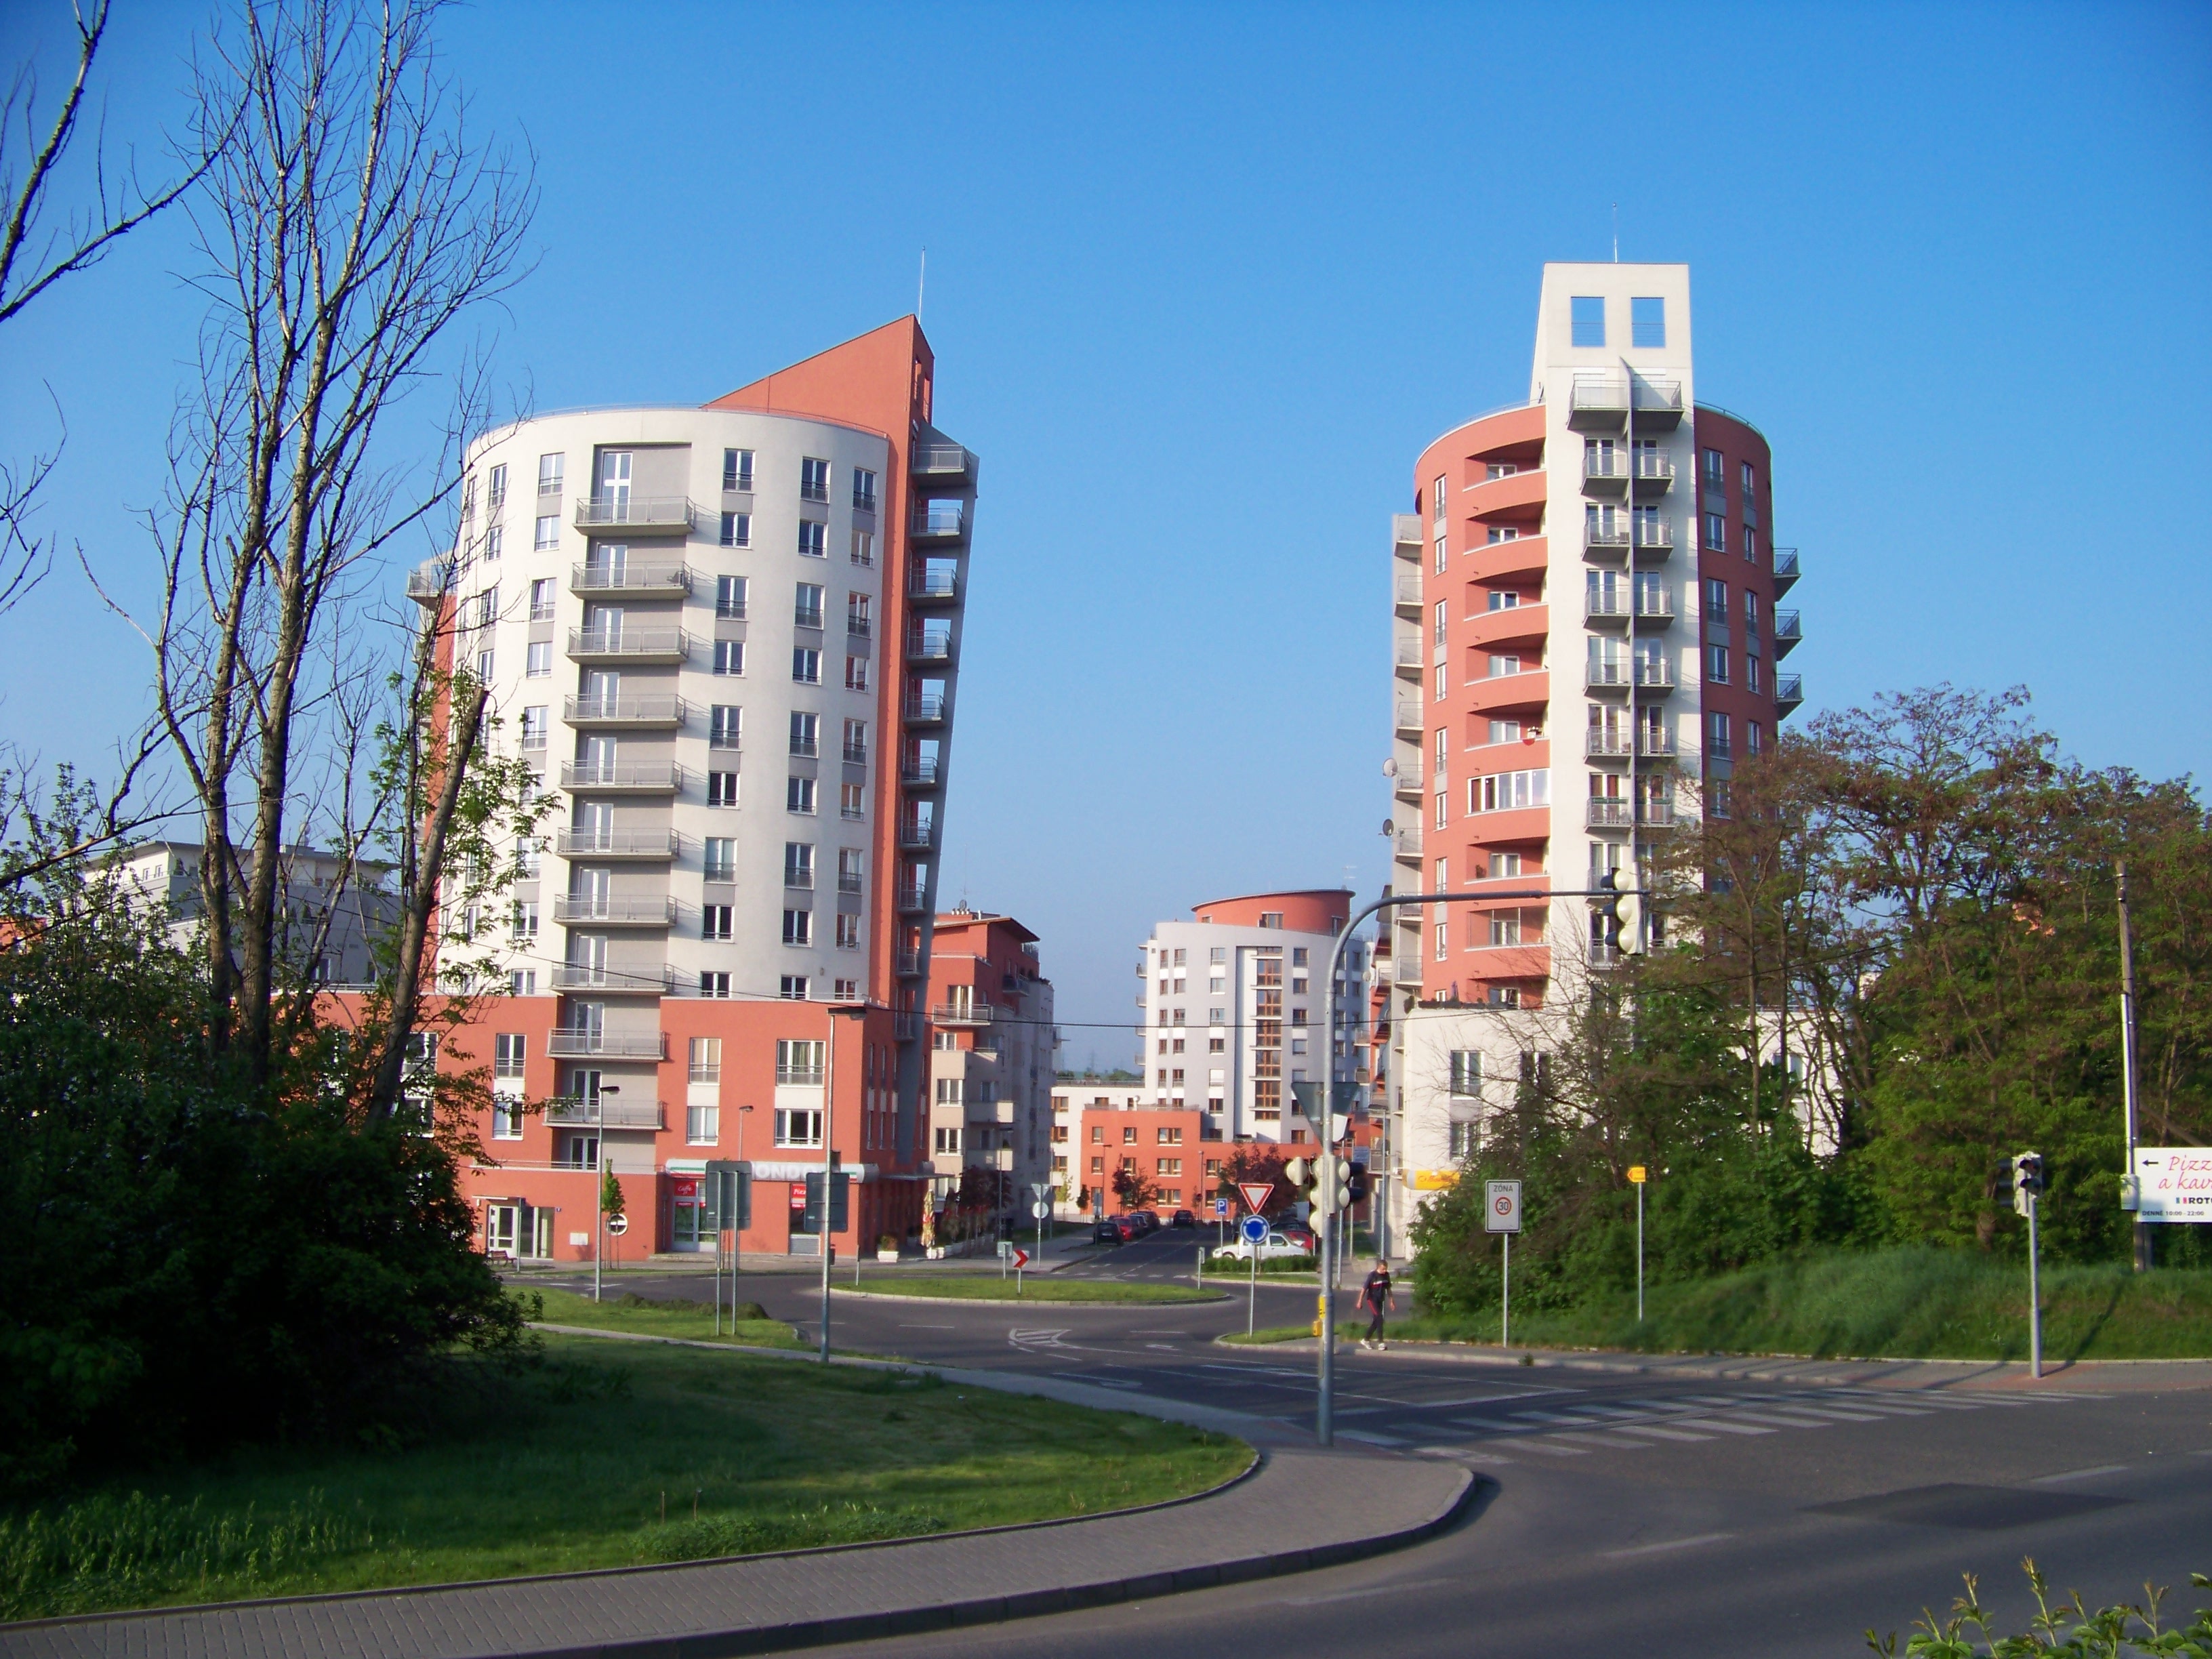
xmin=529 ymin=1288 xmax=806 ymax=1347
xmin=836 ymin=1274 xmax=1221 ymax=1305
xmin=0 ymin=1334 xmax=1250 ymax=1622
xmin=1395 ymin=1248 xmax=2212 ymax=1361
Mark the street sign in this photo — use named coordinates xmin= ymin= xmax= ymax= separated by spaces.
xmin=1241 ymin=1216 xmax=1269 ymax=1244
xmin=1031 ymin=1201 xmax=1051 ymax=1218
xmin=1011 ymin=1247 xmax=1030 ymax=1269
xmin=2134 ymin=1149 xmax=2212 ymax=1221
xmin=1237 ymin=1181 xmax=1275 ymax=1215
xmin=1485 ymin=1180 xmax=1522 ymax=1234
xmin=1627 ymin=1166 xmax=1647 ymax=1185
xmin=1030 ymin=1181 xmax=1053 ymax=1199
xmin=997 ymin=1240 xmax=1013 ymax=1258
xmin=605 ymin=1213 xmax=630 ymax=1236
xmin=1212 ymin=1197 xmax=1229 ymax=1218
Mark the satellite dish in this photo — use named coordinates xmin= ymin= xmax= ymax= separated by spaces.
xmin=1382 ymin=756 xmax=1398 ymax=778
xmin=1382 ymin=819 xmax=1395 ymax=837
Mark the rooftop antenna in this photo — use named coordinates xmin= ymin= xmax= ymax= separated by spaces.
xmin=1612 ymin=204 xmax=1619 ymax=263
xmin=917 ymin=247 xmax=926 ymax=321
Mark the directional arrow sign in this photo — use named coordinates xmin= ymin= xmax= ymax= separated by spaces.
xmin=1011 ymin=1246 xmax=1030 ymax=1269
xmin=1237 ymin=1182 xmax=1275 ymax=1215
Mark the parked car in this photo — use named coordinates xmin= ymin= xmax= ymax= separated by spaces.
xmin=1124 ymin=1209 xmax=1158 ymax=1235
xmin=1092 ymin=1219 xmax=1124 ymax=1244
xmin=1273 ymin=1221 xmax=1316 ymax=1252
xmin=1210 ymin=1231 xmax=1311 ymax=1263
xmin=1170 ymin=1208 xmax=1195 ymax=1228
xmin=1111 ymin=1212 xmax=1143 ymax=1241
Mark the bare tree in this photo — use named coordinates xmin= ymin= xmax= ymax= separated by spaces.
xmin=129 ymin=0 xmax=533 ymax=1089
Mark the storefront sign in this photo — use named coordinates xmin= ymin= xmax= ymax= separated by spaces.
xmin=668 ymin=1175 xmax=700 ymax=1202
xmin=2137 ymin=1149 xmax=2212 ymax=1222
xmin=1411 ymin=1169 xmax=1459 ymax=1191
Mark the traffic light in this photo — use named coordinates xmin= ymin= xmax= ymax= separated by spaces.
xmin=1595 ymin=870 xmax=1623 ymax=950
xmin=2011 ymin=1151 xmax=2045 ymax=1217
xmin=1345 ymin=1162 xmax=1370 ymax=1205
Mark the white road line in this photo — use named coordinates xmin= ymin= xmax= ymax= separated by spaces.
xmin=2031 ymin=1463 xmax=2131 ymax=1483
xmin=1415 ymin=1388 xmax=1584 ymax=1408
xmin=1569 ymin=1405 xmax=1669 ymax=1422
xmin=1517 ymin=1440 xmax=1589 ymax=1456
xmin=1338 ymin=1429 xmax=1410 ymax=1447
xmin=1604 ymin=1532 xmax=1734 ymax=1559
xmin=1671 ymin=1416 xmax=1776 ymax=1436
xmin=1600 ymin=1422 xmax=1716 ymax=1443
xmin=1548 ymin=1432 xmax=1649 ymax=1450
xmin=1765 ymin=1404 xmax=1888 ymax=1422
xmin=1717 ymin=1410 xmax=1837 ymax=1429
xmin=1513 ymin=1409 xmax=1619 ymax=1426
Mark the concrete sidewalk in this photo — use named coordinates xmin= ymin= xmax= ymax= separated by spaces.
xmin=1 ymin=1448 xmax=1472 ymax=1659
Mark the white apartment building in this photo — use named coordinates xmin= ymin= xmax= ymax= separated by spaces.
xmin=106 ymin=839 xmax=398 ymax=986
xmin=1134 ymin=888 xmax=1366 ymax=1145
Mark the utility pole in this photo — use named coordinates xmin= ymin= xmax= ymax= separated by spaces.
xmin=2118 ymin=863 xmax=2150 ymax=1272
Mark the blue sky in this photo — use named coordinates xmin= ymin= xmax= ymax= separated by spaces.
xmin=2 ymin=1 xmax=2207 ymax=1050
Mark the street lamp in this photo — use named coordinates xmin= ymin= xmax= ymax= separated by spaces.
xmin=592 ymin=1084 xmax=621 ymax=1304
xmin=819 ymin=1001 xmax=872 ymax=1363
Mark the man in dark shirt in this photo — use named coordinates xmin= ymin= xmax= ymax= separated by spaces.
xmin=1359 ymin=1258 xmax=1395 ymax=1350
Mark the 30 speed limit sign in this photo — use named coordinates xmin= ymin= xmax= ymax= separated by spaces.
xmin=1484 ymin=1180 xmax=1522 ymax=1234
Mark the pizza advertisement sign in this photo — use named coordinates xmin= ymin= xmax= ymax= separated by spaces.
xmin=2137 ymin=1149 xmax=2212 ymax=1223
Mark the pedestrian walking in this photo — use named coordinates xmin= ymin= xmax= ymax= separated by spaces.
xmin=1359 ymin=1258 xmax=1395 ymax=1350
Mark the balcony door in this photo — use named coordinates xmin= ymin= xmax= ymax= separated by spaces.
xmin=583 ymin=602 xmax=623 ymax=644
xmin=598 ymin=451 xmax=631 ymax=514
xmin=585 ymin=541 xmax=628 ymax=586
xmin=577 ymin=733 xmax=617 ymax=779
xmin=573 ymin=800 xmax=613 ymax=848
xmin=570 ymin=1000 xmax=605 ymax=1045
xmin=569 ymin=933 xmax=609 ymax=975
xmin=571 ymin=866 xmax=611 ymax=912
xmin=581 ymin=668 xmax=619 ymax=715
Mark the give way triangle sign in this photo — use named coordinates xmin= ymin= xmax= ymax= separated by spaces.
xmin=1237 ymin=1182 xmax=1275 ymax=1215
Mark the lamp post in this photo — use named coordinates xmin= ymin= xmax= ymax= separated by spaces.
xmin=1316 ymin=882 xmax=1645 ymax=1448
xmin=592 ymin=1084 xmax=620 ymax=1303
xmin=819 ymin=1002 xmax=872 ymax=1364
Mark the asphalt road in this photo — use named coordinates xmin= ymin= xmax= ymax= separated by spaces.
xmin=525 ymin=1232 xmax=2212 ymax=1657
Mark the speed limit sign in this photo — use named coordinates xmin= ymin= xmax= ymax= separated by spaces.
xmin=1484 ymin=1181 xmax=1522 ymax=1234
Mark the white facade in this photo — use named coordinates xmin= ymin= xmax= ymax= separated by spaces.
xmin=1048 ymin=1077 xmax=1147 ymax=1214
xmin=105 ymin=840 xmax=398 ymax=986
xmin=1134 ymin=912 xmax=1366 ymax=1145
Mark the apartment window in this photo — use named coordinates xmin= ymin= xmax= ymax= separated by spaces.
xmin=1740 ymin=459 xmax=1756 ymax=499
xmin=1489 ymin=914 xmax=1523 ymax=947
xmin=852 ymin=467 xmax=878 ymax=511
xmin=1487 ymin=718 xmax=1521 ymax=744
xmin=1708 ymin=711 xmax=1732 ymax=758
xmin=483 ymin=524 xmax=504 ymax=560
xmin=1449 ymin=1122 xmax=1477 ymax=1160
xmin=1433 ymin=726 xmax=1448 ymax=781
xmin=1448 ymin=1050 xmax=1481 ymax=1095
xmin=1707 ymin=644 xmax=1731 ymax=684
xmin=839 ymin=782 xmax=864 ymax=819
xmin=846 ymin=591 xmax=872 ymax=636
xmin=712 ymin=640 xmax=745 ymax=676
xmin=1472 ymin=769 xmax=1549 ymax=813
xmin=779 ymin=974 xmax=810 ymax=1001
xmin=1743 ymin=526 xmax=1758 ymax=563
xmin=798 ymin=521 xmax=827 ymax=558
xmin=718 ymin=511 xmax=751 ymax=548
xmin=702 ymin=904 xmax=733 ymax=940
xmin=516 ymin=836 xmax=541 ymax=878
xmin=1704 ymin=512 xmax=1726 ymax=552
xmin=775 ymin=1107 xmax=823 ymax=1148
xmin=1431 ymin=474 xmax=1447 ymax=524
xmin=1434 ymin=791 xmax=1448 ymax=830
xmin=537 ymin=453 xmax=563 ymax=495
xmin=687 ymin=1103 xmax=719 ymax=1145
xmin=790 ymin=711 xmax=819 ymax=758
xmin=1487 ymin=653 xmax=1521 ymax=678
xmin=851 ymin=529 xmax=874 ymax=567
xmin=1210 ymin=947 xmax=1226 ymax=963
xmin=783 ymin=842 xmax=815 ymax=888
xmin=1705 ymin=578 xmax=1729 ymax=621
xmin=474 ymin=647 xmax=495 ymax=682
xmin=1433 ymin=598 xmax=1449 ymax=647
xmin=1570 ymin=295 xmax=1605 ymax=348
xmin=800 ymin=457 xmax=830 ymax=502
xmin=722 ymin=448 xmax=754 ymax=491
xmin=1259 ymin=912 xmax=1284 ymax=929
xmin=1433 ymin=663 xmax=1446 ymax=703
xmin=792 ymin=648 xmax=821 ymax=684
xmin=699 ymin=970 xmax=731 ymax=998
xmin=703 ymin=836 xmax=736 ymax=881
xmin=1631 ymin=295 xmax=1666 ymax=348
xmin=844 ymin=655 xmax=869 ymax=692
xmin=787 ymin=775 xmax=817 ymax=815
xmin=1708 ymin=780 xmax=1732 ymax=820
xmin=1702 ymin=447 xmax=1724 ymax=485
xmin=836 ymin=913 xmax=861 ymax=949
xmin=525 ymin=640 xmax=551 ymax=678
xmin=707 ymin=771 xmax=740 ymax=807
xmin=710 ymin=705 xmax=741 ymax=750
xmin=533 ymin=514 xmax=558 ymax=551
xmin=1435 ymin=922 xmax=1448 ymax=960
xmin=518 ymin=706 xmax=548 ymax=750
xmin=506 ymin=900 xmax=538 ymax=941
xmin=1746 ymin=653 xmax=1763 ymax=695
xmin=1746 ymin=720 xmax=1763 ymax=754
xmin=935 ymin=1127 xmax=962 ymax=1154
xmin=783 ymin=909 xmax=813 ymax=946
xmin=833 ymin=977 xmax=857 ymax=1000
xmin=793 ymin=581 xmax=825 ymax=628
xmin=528 ymin=577 xmax=554 ymax=620
xmin=1488 ymin=590 xmax=1521 ymax=612
xmin=494 ymin=1032 xmax=527 ymax=1080
xmin=1435 ymin=534 xmax=1448 ymax=575
xmin=840 ymin=719 xmax=868 ymax=764
xmin=936 ymin=1078 xmax=965 ymax=1106
xmin=1744 ymin=591 xmax=1761 ymax=634
xmin=510 ymin=969 xmax=537 ymax=997
xmin=487 ymin=463 xmax=508 ymax=508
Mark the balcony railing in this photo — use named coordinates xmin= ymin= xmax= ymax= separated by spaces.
xmin=552 ymin=895 xmax=676 ymax=926
xmin=1635 ymin=451 xmax=1675 ymax=484
xmin=566 ymin=628 xmax=689 ymax=662
xmin=1570 ymin=380 xmax=1630 ymax=424
xmin=775 ymin=1063 xmax=826 ymax=1086
xmin=1640 ymin=729 xmax=1677 ymax=758
xmin=1584 ymin=450 xmax=1627 ymax=485
xmin=846 ymin=614 xmax=872 ymax=639
xmin=906 ymin=630 xmax=954 ymax=663
xmin=559 ymin=762 xmax=680 ymax=793
xmin=1636 ymin=658 xmax=1676 ymax=690
xmin=783 ymin=867 xmax=814 ymax=890
xmin=933 ymin=1002 xmax=994 ymax=1026
xmin=1395 ymin=573 xmax=1423 ymax=615
xmin=1394 ymin=636 xmax=1424 ymax=676
xmin=911 ymin=443 xmax=974 ymax=479
xmin=1586 ymin=660 xmax=1633 ymax=691
xmin=1585 ymin=729 xmax=1633 ymax=758
xmin=893 ymin=1010 xmax=922 ymax=1041
xmin=1634 ymin=520 xmax=1673 ymax=552
xmin=1393 ymin=827 xmax=1422 ymax=859
xmin=914 ymin=503 xmax=966 ymax=539
xmin=1394 ymin=700 xmax=1422 ymax=735
xmin=903 ymin=694 xmax=946 ymax=723
xmin=1777 ymin=673 xmax=1804 ymax=716
xmin=1392 ymin=513 xmax=1423 ymax=560
xmin=548 ymin=965 xmax=674 ymax=994
xmin=909 ymin=565 xmax=958 ymax=602
xmin=901 ymin=756 xmax=939 ymax=785
xmin=573 ymin=496 xmax=695 ymax=534
xmin=1584 ymin=522 xmax=1632 ymax=556
xmin=842 ymin=739 xmax=868 ymax=764
xmin=545 ymin=1097 xmax=665 ymax=1130
xmin=1582 ymin=588 xmax=1675 ymax=623
xmin=562 ymin=695 xmax=684 ymax=727
xmin=1773 ymin=548 xmax=1800 ymax=593
xmin=1641 ymin=800 xmax=1678 ymax=827
xmin=837 ymin=872 xmax=863 ymax=894
xmin=545 ymin=1030 xmax=667 ymax=1059
xmin=569 ymin=561 xmax=691 ymax=594
xmin=1774 ymin=610 xmax=1803 ymax=656
xmin=407 ymin=556 xmax=453 ymax=601
xmin=897 ymin=887 xmax=929 ymax=914
xmin=897 ymin=822 xmax=935 ymax=850
xmin=1586 ymin=798 xmax=1633 ymax=829
xmin=1589 ymin=944 xmax=1623 ymax=971
xmin=1633 ymin=380 xmax=1685 ymax=419
xmin=554 ymin=829 xmax=677 ymax=859
xmin=896 ymin=946 xmax=923 ymax=975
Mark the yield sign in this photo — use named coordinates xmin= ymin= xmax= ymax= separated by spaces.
xmin=1011 ymin=1246 xmax=1030 ymax=1269
xmin=1237 ymin=1182 xmax=1275 ymax=1215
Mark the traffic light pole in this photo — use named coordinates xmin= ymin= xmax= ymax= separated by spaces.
xmin=2027 ymin=1191 xmax=2043 ymax=1379
xmin=1317 ymin=883 xmax=1647 ymax=1448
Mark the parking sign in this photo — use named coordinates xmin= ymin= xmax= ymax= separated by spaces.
xmin=1485 ymin=1180 xmax=1522 ymax=1233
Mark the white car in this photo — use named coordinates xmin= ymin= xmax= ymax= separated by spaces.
xmin=1210 ymin=1231 xmax=1309 ymax=1262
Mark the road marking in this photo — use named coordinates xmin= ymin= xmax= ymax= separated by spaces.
xmin=1055 ymin=1374 xmax=1143 ymax=1390
xmin=1517 ymin=1439 xmax=1589 ymax=1456
xmin=1414 ymin=1388 xmax=1584 ymax=1408
xmin=1604 ymin=1532 xmax=1734 ymax=1559
xmin=2032 ymin=1463 xmax=2131 ymax=1483
xmin=1599 ymin=1422 xmax=1716 ymax=1443
xmin=1547 ymin=1432 xmax=1647 ymax=1450
xmin=1671 ymin=1416 xmax=1776 ymax=1436
xmin=1763 ymin=1404 xmax=1887 ymax=1422
xmin=1338 ymin=1429 xmax=1410 ymax=1447
xmin=1512 ymin=1409 xmax=1618 ymax=1426
xmin=1569 ymin=1405 xmax=1668 ymax=1421
xmin=898 ymin=1324 xmax=956 ymax=1329
xmin=1720 ymin=1410 xmax=1837 ymax=1429
xmin=1144 ymin=1344 xmax=1178 ymax=1352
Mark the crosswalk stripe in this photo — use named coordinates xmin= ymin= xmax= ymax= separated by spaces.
xmin=1671 ymin=1416 xmax=1775 ymax=1435
xmin=1601 ymin=1422 xmax=1715 ymax=1442
xmin=1518 ymin=1439 xmax=1588 ymax=1456
xmin=1719 ymin=1410 xmax=1836 ymax=1429
xmin=1766 ymin=1404 xmax=1887 ymax=1422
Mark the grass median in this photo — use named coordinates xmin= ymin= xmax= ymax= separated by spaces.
xmin=1395 ymin=1248 xmax=2212 ymax=1361
xmin=529 ymin=1287 xmax=807 ymax=1347
xmin=834 ymin=1273 xmax=1221 ymax=1305
xmin=0 ymin=1332 xmax=1250 ymax=1622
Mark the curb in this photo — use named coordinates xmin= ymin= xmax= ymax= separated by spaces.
xmin=827 ymin=1286 xmax=1229 ymax=1308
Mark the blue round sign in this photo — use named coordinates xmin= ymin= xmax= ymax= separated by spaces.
xmin=1241 ymin=1216 xmax=1269 ymax=1243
